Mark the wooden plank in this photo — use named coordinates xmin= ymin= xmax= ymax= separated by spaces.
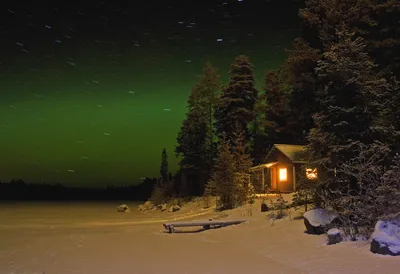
xmin=163 ymin=219 xmax=247 ymax=233
xmin=164 ymin=220 xmax=246 ymax=227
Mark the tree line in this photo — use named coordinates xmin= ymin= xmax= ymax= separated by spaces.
xmin=2 ymin=1 xmax=399 ymax=221
xmin=152 ymin=0 xmax=400 ymax=217
xmin=0 ymin=179 xmax=157 ymax=201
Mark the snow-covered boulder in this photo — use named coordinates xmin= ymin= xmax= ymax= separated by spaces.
xmin=138 ymin=201 xmax=155 ymax=211
xmin=327 ymin=228 xmax=342 ymax=245
xmin=303 ymin=208 xmax=339 ymax=235
xmin=158 ymin=203 xmax=167 ymax=211
xmin=168 ymin=205 xmax=181 ymax=212
xmin=117 ymin=204 xmax=130 ymax=213
xmin=370 ymin=219 xmax=400 ymax=256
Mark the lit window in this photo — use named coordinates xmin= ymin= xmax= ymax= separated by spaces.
xmin=306 ymin=168 xmax=318 ymax=180
xmin=279 ymin=168 xmax=287 ymax=181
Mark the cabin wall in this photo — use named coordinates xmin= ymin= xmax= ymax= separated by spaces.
xmin=254 ymin=148 xmax=307 ymax=193
xmin=270 ymin=163 xmax=294 ymax=193
xmin=270 ymin=166 xmax=277 ymax=190
xmin=268 ymin=150 xmax=296 ymax=193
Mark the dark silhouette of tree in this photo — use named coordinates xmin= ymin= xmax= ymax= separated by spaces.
xmin=160 ymin=148 xmax=168 ymax=180
xmin=231 ymin=124 xmax=254 ymax=205
xmin=284 ymin=38 xmax=321 ymax=144
xmin=232 ymin=123 xmax=253 ymax=174
xmin=215 ymin=55 xmax=258 ymax=146
xmin=178 ymin=172 xmax=190 ymax=198
xmin=0 ymin=179 xmax=158 ymax=201
xmin=248 ymin=94 xmax=269 ymax=164
xmin=197 ymin=62 xmax=221 ymax=175
xmin=300 ymin=0 xmax=400 ymax=77
xmin=176 ymin=62 xmax=221 ymax=196
xmin=263 ymin=69 xmax=292 ymax=146
xmin=211 ymin=134 xmax=236 ymax=210
xmin=308 ymin=27 xmax=398 ymax=176
xmin=150 ymin=148 xmax=170 ymax=203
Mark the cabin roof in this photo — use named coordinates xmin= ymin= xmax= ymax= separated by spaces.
xmin=267 ymin=144 xmax=307 ymax=163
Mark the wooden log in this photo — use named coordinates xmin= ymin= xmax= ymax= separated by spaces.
xmin=163 ymin=219 xmax=247 ymax=233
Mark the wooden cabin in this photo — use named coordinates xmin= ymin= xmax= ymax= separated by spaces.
xmin=249 ymin=144 xmax=309 ymax=193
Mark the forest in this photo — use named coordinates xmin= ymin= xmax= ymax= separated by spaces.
xmin=2 ymin=1 xmax=399 ymax=236
xmin=150 ymin=0 xmax=400 ymax=236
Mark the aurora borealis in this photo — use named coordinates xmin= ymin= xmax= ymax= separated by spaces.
xmin=1 ymin=0 xmax=301 ymax=187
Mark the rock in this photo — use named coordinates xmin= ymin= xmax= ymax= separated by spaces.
xmin=327 ymin=228 xmax=342 ymax=245
xmin=117 ymin=204 xmax=130 ymax=213
xmin=143 ymin=201 xmax=154 ymax=210
xmin=261 ymin=202 xmax=269 ymax=212
xmin=159 ymin=204 xmax=167 ymax=211
xmin=138 ymin=201 xmax=155 ymax=211
xmin=303 ymin=208 xmax=339 ymax=235
xmin=168 ymin=205 xmax=181 ymax=212
xmin=370 ymin=219 xmax=400 ymax=256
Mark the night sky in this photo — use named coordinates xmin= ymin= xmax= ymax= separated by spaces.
xmin=1 ymin=0 xmax=301 ymax=188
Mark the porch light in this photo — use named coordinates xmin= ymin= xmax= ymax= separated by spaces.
xmin=279 ymin=168 xmax=287 ymax=181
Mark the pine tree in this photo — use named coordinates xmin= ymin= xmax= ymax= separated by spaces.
xmin=231 ymin=123 xmax=253 ymax=173
xmin=231 ymin=124 xmax=254 ymax=205
xmin=284 ymin=38 xmax=321 ymax=144
xmin=203 ymin=180 xmax=217 ymax=208
xmin=215 ymin=55 xmax=258 ymax=145
xmin=175 ymin=62 xmax=221 ymax=196
xmin=211 ymin=135 xmax=236 ymax=210
xmin=292 ymin=165 xmax=319 ymax=212
xmin=308 ymin=26 xmax=397 ymax=175
xmin=160 ymin=148 xmax=168 ymax=180
xmin=178 ymin=172 xmax=190 ymax=198
xmin=196 ymin=62 xmax=221 ymax=176
xmin=263 ymin=69 xmax=292 ymax=146
xmin=298 ymin=1 xmax=400 ymax=153
xmin=150 ymin=148 xmax=170 ymax=204
xmin=249 ymin=94 xmax=269 ymax=164
xmin=300 ymin=0 xmax=400 ymax=77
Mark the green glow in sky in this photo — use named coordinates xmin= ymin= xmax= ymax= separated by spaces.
xmin=0 ymin=31 xmax=297 ymax=187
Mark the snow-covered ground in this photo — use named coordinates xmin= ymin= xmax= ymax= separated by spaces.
xmin=0 ymin=198 xmax=399 ymax=274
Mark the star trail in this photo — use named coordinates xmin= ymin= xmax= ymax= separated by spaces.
xmin=0 ymin=0 xmax=301 ymax=187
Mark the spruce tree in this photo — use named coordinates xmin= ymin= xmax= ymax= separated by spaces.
xmin=196 ymin=62 xmax=221 ymax=175
xmin=263 ymin=69 xmax=292 ymax=146
xmin=249 ymin=93 xmax=269 ymax=164
xmin=308 ymin=26 xmax=397 ymax=174
xmin=284 ymin=38 xmax=321 ymax=144
xmin=211 ymin=135 xmax=236 ymax=210
xmin=178 ymin=172 xmax=190 ymax=198
xmin=231 ymin=124 xmax=254 ymax=205
xmin=300 ymin=0 xmax=400 ymax=77
xmin=151 ymin=148 xmax=170 ymax=204
xmin=231 ymin=123 xmax=253 ymax=173
xmin=160 ymin=148 xmax=168 ymax=180
xmin=215 ymin=55 xmax=258 ymax=145
xmin=175 ymin=62 xmax=220 ymax=196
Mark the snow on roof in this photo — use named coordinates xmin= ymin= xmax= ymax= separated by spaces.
xmin=268 ymin=144 xmax=308 ymax=163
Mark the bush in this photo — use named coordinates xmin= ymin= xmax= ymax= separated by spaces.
xmin=318 ymin=142 xmax=400 ymax=239
xmin=150 ymin=185 xmax=167 ymax=205
xmin=292 ymin=166 xmax=319 ymax=211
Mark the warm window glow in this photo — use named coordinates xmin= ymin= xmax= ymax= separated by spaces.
xmin=279 ymin=168 xmax=287 ymax=181
xmin=306 ymin=168 xmax=318 ymax=180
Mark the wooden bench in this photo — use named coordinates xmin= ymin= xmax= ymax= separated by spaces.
xmin=163 ymin=219 xmax=247 ymax=233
